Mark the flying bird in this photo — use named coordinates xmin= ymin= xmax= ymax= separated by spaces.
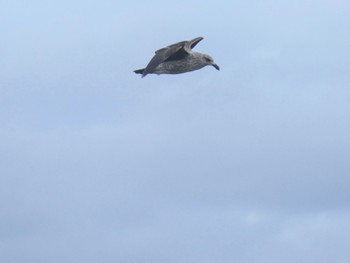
xmin=134 ymin=37 xmax=220 ymax=77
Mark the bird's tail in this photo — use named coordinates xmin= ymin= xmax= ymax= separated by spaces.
xmin=134 ymin=68 xmax=145 ymax=75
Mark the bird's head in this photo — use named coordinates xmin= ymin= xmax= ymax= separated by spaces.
xmin=203 ymin=54 xmax=220 ymax=70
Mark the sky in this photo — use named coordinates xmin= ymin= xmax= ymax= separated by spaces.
xmin=1 ymin=0 xmax=350 ymax=262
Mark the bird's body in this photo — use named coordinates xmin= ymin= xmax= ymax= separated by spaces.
xmin=147 ymin=52 xmax=209 ymax=74
xmin=134 ymin=37 xmax=219 ymax=77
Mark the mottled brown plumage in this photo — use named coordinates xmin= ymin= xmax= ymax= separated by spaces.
xmin=134 ymin=37 xmax=220 ymax=77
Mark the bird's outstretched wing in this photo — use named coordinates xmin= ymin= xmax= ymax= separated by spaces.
xmin=185 ymin=36 xmax=203 ymax=51
xmin=142 ymin=37 xmax=204 ymax=77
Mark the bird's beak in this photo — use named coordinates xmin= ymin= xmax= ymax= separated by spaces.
xmin=212 ymin=63 xmax=220 ymax=70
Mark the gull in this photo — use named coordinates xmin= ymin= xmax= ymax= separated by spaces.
xmin=134 ymin=37 xmax=220 ymax=77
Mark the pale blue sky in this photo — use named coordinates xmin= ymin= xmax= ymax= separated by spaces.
xmin=1 ymin=1 xmax=350 ymax=262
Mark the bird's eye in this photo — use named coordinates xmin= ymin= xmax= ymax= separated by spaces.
xmin=205 ymin=57 xmax=211 ymax=62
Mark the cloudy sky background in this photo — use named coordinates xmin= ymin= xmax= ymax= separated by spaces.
xmin=1 ymin=0 xmax=350 ymax=262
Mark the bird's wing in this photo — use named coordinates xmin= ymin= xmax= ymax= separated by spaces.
xmin=165 ymin=37 xmax=204 ymax=62
xmin=142 ymin=37 xmax=204 ymax=77
xmin=186 ymin=36 xmax=204 ymax=50
xmin=142 ymin=40 xmax=188 ymax=76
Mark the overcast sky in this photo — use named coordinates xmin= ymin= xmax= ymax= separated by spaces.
xmin=1 ymin=0 xmax=350 ymax=262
